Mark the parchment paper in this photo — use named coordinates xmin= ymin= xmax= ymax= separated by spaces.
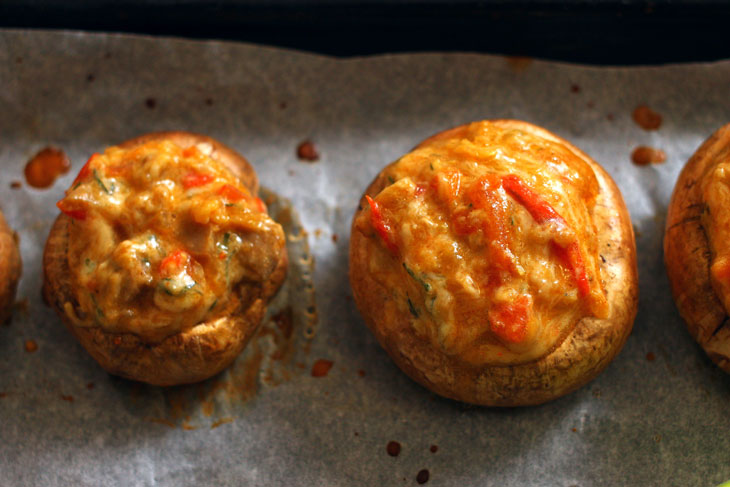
xmin=0 ymin=30 xmax=729 ymax=487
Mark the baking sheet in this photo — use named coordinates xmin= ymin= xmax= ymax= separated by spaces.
xmin=1 ymin=29 xmax=729 ymax=486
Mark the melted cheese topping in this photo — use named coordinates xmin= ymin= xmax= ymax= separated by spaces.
xmin=355 ymin=122 xmax=608 ymax=365
xmin=701 ymin=151 xmax=730 ymax=314
xmin=58 ymin=140 xmax=285 ymax=342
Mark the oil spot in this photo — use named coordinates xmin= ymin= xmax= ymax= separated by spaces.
xmin=24 ymin=147 xmax=70 ymax=188
xmin=311 ymin=359 xmax=333 ymax=377
xmin=387 ymin=441 xmax=401 ymax=457
xmin=631 ymin=146 xmax=666 ymax=166
xmin=632 ymin=105 xmax=662 ymax=130
xmin=297 ymin=140 xmax=319 ymax=162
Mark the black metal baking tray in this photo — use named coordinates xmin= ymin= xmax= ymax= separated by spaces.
xmin=2 ymin=0 xmax=730 ymax=64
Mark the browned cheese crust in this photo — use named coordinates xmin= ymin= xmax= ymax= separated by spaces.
xmin=349 ymin=120 xmax=638 ymax=406
xmin=664 ymin=123 xmax=730 ymax=373
xmin=43 ymin=132 xmax=287 ymax=386
xmin=0 ymin=210 xmax=21 ymax=324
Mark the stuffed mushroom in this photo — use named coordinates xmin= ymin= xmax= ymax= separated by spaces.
xmin=665 ymin=123 xmax=730 ymax=373
xmin=43 ymin=132 xmax=287 ymax=386
xmin=349 ymin=120 xmax=638 ymax=406
xmin=0 ymin=209 xmax=21 ymax=324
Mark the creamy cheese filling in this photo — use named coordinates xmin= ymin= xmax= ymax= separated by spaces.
xmin=58 ymin=139 xmax=285 ymax=341
xmin=357 ymin=122 xmax=607 ymax=366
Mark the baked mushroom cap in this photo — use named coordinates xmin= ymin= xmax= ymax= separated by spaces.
xmin=664 ymin=123 xmax=730 ymax=373
xmin=0 ymin=210 xmax=21 ymax=324
xmin=349 ymin=120 xmax=638 ymax=406
xmin=43 ymin=132 xmax=287 ymax=386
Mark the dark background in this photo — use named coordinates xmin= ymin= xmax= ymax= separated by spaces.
xmin=2 ymin=0 xmax=730 ymax=65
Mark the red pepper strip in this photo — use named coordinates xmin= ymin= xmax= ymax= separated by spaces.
xmin=502 ymin=174 xmax=590 ymax=297
xmin=159 ymin=249 xmax=189 ymax=275
xmin=217 ymin=184 xmax=247 ymax=202
xmin=488 ymin=294 xmax=531 ymax=344
xmin=467 ymin=175 xmax=515 ymax=273
xmin=552 ymin=241 xmax=591 ymax=297
xmin=365 ymin=195 xmax=398 ymax=255
xmin=56 ymin=200 xmax=87 ymax=221
xmin=182 ymin=171 xmax=215 ymax=189
xmin=255 ymin=197 xmax=266 ymax=213
xmin=72 ymin=153 xmax=98 ymax=186
xmin=501 ymin=174 xmax=561 ymax=224
xmin=182 ymin=146 xmax=200 ymax=158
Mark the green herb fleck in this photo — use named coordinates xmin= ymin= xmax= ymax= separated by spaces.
xmin=89 ymin=293 xmax=104 ymax=320
xmin=225 ymin=203 xmax=236 ymax=207
xmin=93 ymin=169 xmax=112 ymax=194
xmin=403 ymin=262 xmax=431 ymax=292
xmin=429 ymin=163 xmax=434 ymax=171
xmin=218 ymin=233 xmax=236 ymax=284
xmin=387 ymin=176 xmax=395 ymax=184
xmin=407 ymin=297 xmax=419 ymax=318
xmin=208 ymin=299 xmax=218 ymax=312
xmin=159 ymin=278 xmax=197 ymax=296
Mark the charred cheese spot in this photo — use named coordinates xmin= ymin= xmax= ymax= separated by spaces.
xmin=356 ymin=121 xmax=607 ymax=366
xmin=59 ymin=140 xmax=285 ymax=341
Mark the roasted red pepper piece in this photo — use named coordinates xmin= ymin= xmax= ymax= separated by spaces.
xmin=365 ymin=195 xmax=398 ymax=255
xmin=467 ymin=174 xmax=515 ymax=273
xmin=159 ymin=249 xmax=189 ymax=276
xmin=488 ymin=294 xmax=532 ymax=343
xmin=217 ymin=184 xmax=247 ymax=202
xmin=182 ymin=171 xmax=215 ymax=189
xmin=552 ymin=241 xmax=591 ymax=297
xmin=501 ymin=174 xmax=561 ymax=224
xmin=182 ymin=146 xmax=200 ymax=158
xmin=56 ymin=200 xmax=87 ymax=221
xmin=502 ymin=174 xmax=590 ymax=297
xmin=254 ymin=197 xmax=266 ymax=213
